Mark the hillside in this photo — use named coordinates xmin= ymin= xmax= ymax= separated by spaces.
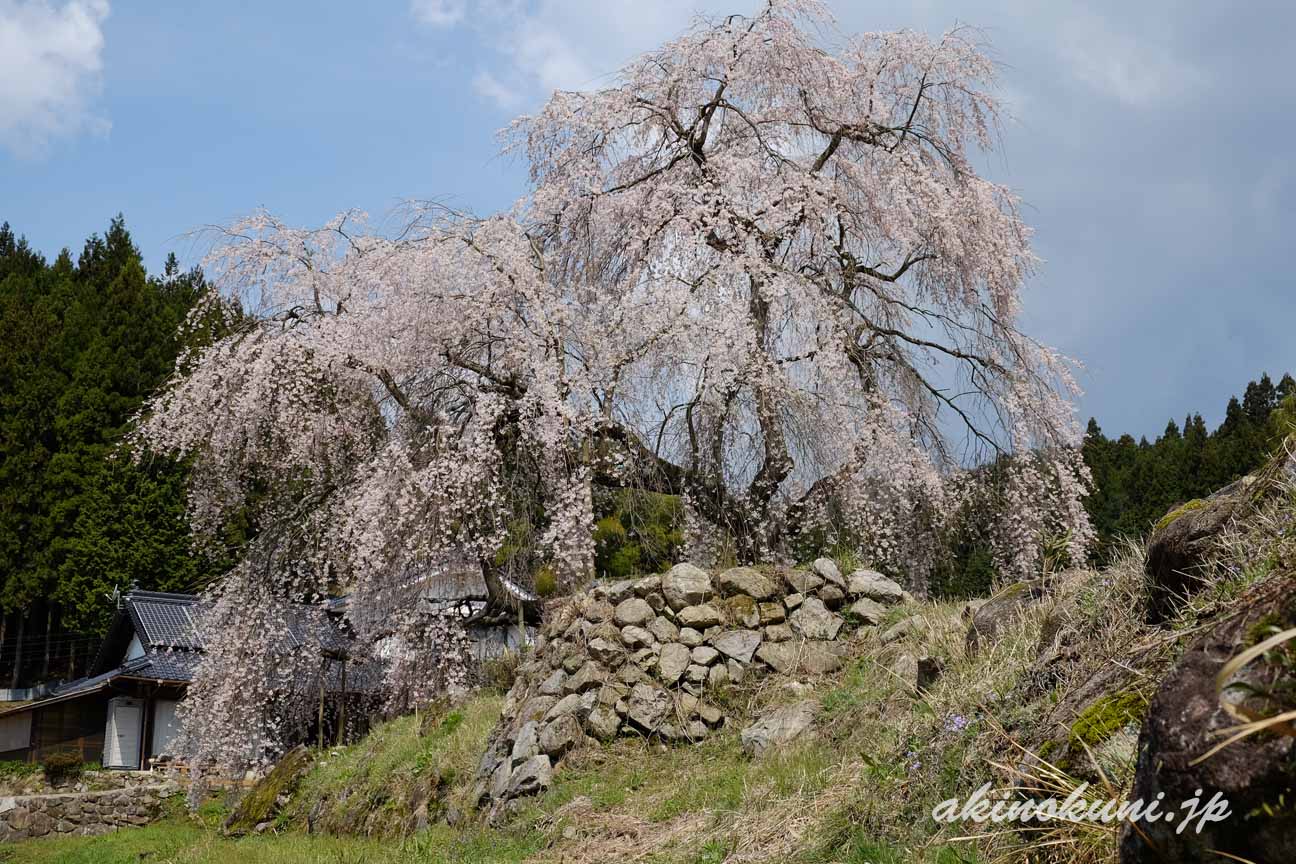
xmin=6 ymin=443 xmax=1293 ymax=863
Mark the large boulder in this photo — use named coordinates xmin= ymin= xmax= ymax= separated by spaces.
xmin=506 ymin=755 xmax=552 ymax=798
xmin=620 ymin=625 xmax=655 ymax=649
xmin=511 ymin=721 xmax=540 ymax=762
xmin=846 ymin=597 xmax=887 ymax=625
xmin=657 ymin=643 xmax=691 ymax=686
xmin=584 ymin=706 xmax=621 ymax=742
xmin=625 ymin=683 xmax=671 ymax=732
xmin=880 ymin=615 xmax=927 ymax=645
xmin=740 ymin=700 xmax=819 ymax=758
xmin=1145 ymin=448 xmax=1295 ymax=622
xmin=677 ymin=603 xmax=723 ymax=629
xmin=781 ymin=568 xmax=824 ymax=595
xmin=1119 ymin=570 xmax=1296 ymax=863
xmin=811 ymin=557 xmax=846 ymax=588
xmin=1145 ymin=485 xmax=1249 ymax=623
xmin=711 ymin=629 xmax=762 ymax=664
xmin=565 ymin=660 xmax=606 ymax=693
xmin=539 ymin=715 xmax=584 ymax=759
xmin=754 ymin=640 xmax=846 ymax=675
xmin=661 ymin=563 xmax=712 ymax=611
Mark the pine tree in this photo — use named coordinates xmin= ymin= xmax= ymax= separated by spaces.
xmin=1242 ymin=373 xmax=1278 ymax=425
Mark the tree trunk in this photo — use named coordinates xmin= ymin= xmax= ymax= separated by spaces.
xmin=478 ymin=558 xmax=541 ymax=624
xmin=10 ymin=612 xmax=25 ymax=690
xmin=41 ymin=606 xmax=53 ymax=681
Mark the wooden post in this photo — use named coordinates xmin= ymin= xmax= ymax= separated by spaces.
xmin=317 ymin=659 xmax=327 ymax=749
xmin=140 ymin=690 xmax=151 ymax=771
xmin=335 ymin=658 xmax=347 ymax=747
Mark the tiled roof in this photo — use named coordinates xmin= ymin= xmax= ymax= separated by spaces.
xmin=120 ymin=590 xmax=351 ymax=657
xmin=414 ymin=561 xmax=489 ymax=602
xmin=121 ymin=650 xmax=202 ymax=683
xmin=126 ymin=591 xmax=203 ymax=650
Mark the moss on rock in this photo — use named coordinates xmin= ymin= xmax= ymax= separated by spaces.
xmin=1069 ymin=691 xmax=1146 ymax=748
xmin=1153 ymin=498 xmax=1207 ymax=534
xmin=224 ymin=745 xmax=314 ymax=835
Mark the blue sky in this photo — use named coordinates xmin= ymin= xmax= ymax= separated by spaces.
xmin=1 ymin=0 xmax=1292 ymax=440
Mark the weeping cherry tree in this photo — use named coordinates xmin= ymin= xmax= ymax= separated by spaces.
xmin=138 ymin=0 xmax=1091 ymax=771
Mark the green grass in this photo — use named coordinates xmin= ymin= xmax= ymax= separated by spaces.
xmin=0 ymin=819 xmax=398 ymax=864
xmin=285 ymin=695 xmax=502 ymax=836
xmin=0 ymin=820 xmax=544 ymax=864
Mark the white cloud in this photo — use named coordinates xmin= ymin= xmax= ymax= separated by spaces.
xmin=1056 ymin=11 xmax=1202 ymax=107
xmin=0 ymin=0 xmax=110 ymax=158
xmin=472 ymin=69 xmax=520 ymax=110
xmin=410 ymin=0 xmax=465 ymax=28
xmin=413 ymin=0 xmax=726 ymax=111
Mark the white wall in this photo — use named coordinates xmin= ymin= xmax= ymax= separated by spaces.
xmin=151 ymin=700 xmax=182 ymax=758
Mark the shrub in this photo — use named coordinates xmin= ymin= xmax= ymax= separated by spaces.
xmin=592 ymin=489 xmax=684 ymax=579
xmin=41 ymin=751 xmax=85 ymax=786
xmin=533 ymin=564 xmax=558 ymax=598
xmin=480 ymin=648 xmax=524 ymax=693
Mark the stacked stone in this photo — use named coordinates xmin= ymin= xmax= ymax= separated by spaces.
xmin=473 ymin=558 xmax=908 ymax=813
xmin=0 ymin=783 xmax=178 ymax=841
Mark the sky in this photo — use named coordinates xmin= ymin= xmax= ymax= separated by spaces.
xmin=1 ymin=0 xmax=1292 ymax=441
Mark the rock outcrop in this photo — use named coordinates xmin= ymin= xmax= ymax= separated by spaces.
xmin=1145 ymin=446 xmax=1295 ymax=622
xmin=473 ymin=560 xmax=909 ymax=814
xmin=225 ymin=745 xmax=314 ymax=835
xmin=1119 ymin=570 xmax=1296 ymax=863
xmin=1144 ymin=483 xmax=1249 ymax=623
xmin=965 ymin=570 xmax=1087 ymax=654
xmin=965 ymin=579 xmax=1050 ymax=653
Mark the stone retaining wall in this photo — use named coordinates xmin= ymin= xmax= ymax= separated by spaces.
xmin=473 ymin=559 xmax=910 ymax=815
xmin=0 ymin=782 xmax=179 ymax=841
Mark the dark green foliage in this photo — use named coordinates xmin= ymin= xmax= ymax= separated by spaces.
xmin=591 ymin=489 xmax=685 ymax=579
xmin=0 ymin=758 xmax=41 ymax=781
xmin=0 ymin=218 xmax=232 ymax=677
xmin=1082 ymin=372 xmax=1293 ymax=563
xmin=929 ymin=545 xmax=997 ymax=600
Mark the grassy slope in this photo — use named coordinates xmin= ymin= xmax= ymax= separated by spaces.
xmin=5 ymin=538 xmax=1280 ymax=864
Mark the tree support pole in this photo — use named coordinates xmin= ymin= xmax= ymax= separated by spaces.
xmin=335 ymin=658 xmax=347 ymax=747
xmin=317 ymin=659 xmax=327 ymax=750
